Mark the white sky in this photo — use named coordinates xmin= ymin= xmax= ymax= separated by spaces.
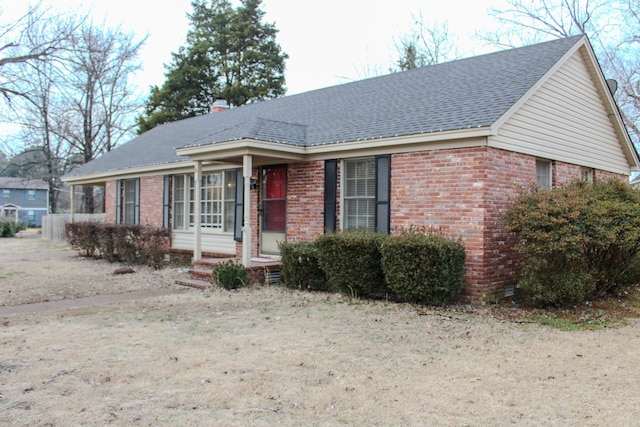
xmin=30 ymin=0 xmax=505 ymax=96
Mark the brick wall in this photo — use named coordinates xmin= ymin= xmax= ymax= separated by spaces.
xmin=104 ymin=176 xmax=165 ymax=227
xmin=391 ymin=148 xmax=498 ymax=301
xmin=479 ymin=149 xmax=536 ymax=301
xmin=139 ymin=175 xmax=165 ymax=228
xmin=553 ymin=161 xmax=583 ymax=185
xmin=104 ymin=180 xmax=117 ymax=223
xmin=101 ymin=152 xmax=629 ymax=302
xmin=287 ymin=161 xmax=325 ymax=241
xmin=596 ymin=169 xmax=628 ymax=182
xmin=389 ymin=147 xmax=632 ymax=302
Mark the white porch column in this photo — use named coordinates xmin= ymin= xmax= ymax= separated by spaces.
xmin=242 ymin=154 xmax=252 ymax=266
xmin=193 ymin=160 xmax=202 ymax=261
xmin=69 ymin=184 xmax=75 ymax=223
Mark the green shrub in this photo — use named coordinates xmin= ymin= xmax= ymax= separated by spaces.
xmin=381 ymin=228 xmax=466 ymax=305
xmin=314 ymin=232 xmax=389 ymax=299
xmin=505 ymin=179 xmax=640 ymax=307
xmin=212 ymin=260 xmax=248 ymax=290
xmin=0 ymin=218 xmax=25 ymax=237
xmin=279 ymin=241 xmax=329 ymax=291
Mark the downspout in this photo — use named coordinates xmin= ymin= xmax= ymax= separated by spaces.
xmin=242 ymin=154 xmax=252 ymax=266
xmin=193 ymin=160 xmax=202 ymax=261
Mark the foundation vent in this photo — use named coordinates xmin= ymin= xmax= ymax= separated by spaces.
xmin=504 ymin=284 xmax=515 ymax=297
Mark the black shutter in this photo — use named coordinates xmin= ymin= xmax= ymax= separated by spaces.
xmin=234 ymin=168 xmax=244 ymax=242
xmin=323 ymin=159 xmax=337 ymax=234
xmin=162 ymin=175 xmax=171 ymax=229
xmin=115 ymin=179 xmax=122 ymax=224
xmin=375 ymin=155 xmax=391 ymax=234
xmin=134 ymin=178 xmax=140 ymax=225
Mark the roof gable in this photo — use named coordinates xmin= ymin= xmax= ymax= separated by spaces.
xmin=490 ymin=39 xmax=638 ymax=174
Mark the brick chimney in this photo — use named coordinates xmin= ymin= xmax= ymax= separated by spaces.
xmin=211 ymin=99 xmax=229 ymax=113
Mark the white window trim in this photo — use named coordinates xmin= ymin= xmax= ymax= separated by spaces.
xmin=535 ymin=159 xmax=552 ymax=189
xmin=581 ymin=167 xmax=594 ymax=183
xmin=340 ymin=157 xmax=377 ymax=232
xmin=173 ymin=171 xmax=236 ymax=234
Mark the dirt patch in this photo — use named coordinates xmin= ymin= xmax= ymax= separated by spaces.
xmin=1 ymin=236 xmax=640 ymax=426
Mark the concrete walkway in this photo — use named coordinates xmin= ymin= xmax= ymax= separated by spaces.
xmin=0 ymin=288 xmax=186 ymax=316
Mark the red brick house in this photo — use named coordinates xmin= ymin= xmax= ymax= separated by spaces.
xmin=63 ymin=36 xmax=639 ymax=302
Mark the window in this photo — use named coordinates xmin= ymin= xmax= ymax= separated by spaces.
xmin=535 ymin=159 xmax=552 ymax=189
xmin=344 ymin=158 xmax=376 ymax=231
xmin=27 ymin=210 xmax=35 ymax=221
xmin=173 ymin=171 xmax=236 ymax=232
xmin=200 ymin=173 xmax=223 ymax=228
xmin=2 ymin=189 xmax=11 ymax=198
xmin=173 ymin=175 xmax=185 ymax=229
xmin=116 ymin=179 xmax=139 ymax=225
xmin=26 ymin=190 xmax=36 ymax=200
xmin=223 ymin=172 xmax=236 ymax=231
xmin=123 ymin=180 xmax=137 ymax=224
xmin=581 ymin=168 xmax=593 ymax=183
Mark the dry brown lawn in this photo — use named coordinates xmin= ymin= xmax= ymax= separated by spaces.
xmin=1 ymin=233 xmax=640 ymax=426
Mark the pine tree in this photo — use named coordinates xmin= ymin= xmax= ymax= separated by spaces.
xmin=137 ymin=0 xmax=287 ymax=133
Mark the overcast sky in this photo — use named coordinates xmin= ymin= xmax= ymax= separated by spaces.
xmin=23 ymin=0 xmax=504 ymax=96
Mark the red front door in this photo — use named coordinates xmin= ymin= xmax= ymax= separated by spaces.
xmin=260 ymin=165 xmax=287 ymax=254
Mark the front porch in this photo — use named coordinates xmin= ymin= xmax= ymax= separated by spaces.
xmin=175 ymin=256 xmax=281 ymax=290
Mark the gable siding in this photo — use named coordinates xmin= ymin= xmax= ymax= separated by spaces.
xmin=490 ymin=50 xmax=630 ymax=175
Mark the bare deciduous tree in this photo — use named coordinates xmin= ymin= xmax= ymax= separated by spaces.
xmin=1 ymin=5 xmax=145 ymax=214
xmin=0 ymin=1 xmax=78 ymax=104
xmin=395 ymin=15 xmax=459 ymax=71
xmin=56 ymin=23 xmax=145 ymax=212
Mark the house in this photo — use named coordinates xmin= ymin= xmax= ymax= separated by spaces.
xmin=0 ymin=177 xmax=50 ymax=227
xmin=62 ymin=35 xmax=639 ymax=302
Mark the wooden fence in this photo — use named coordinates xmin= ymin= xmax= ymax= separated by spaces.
xmin=41 ymin=213 xmax=106 ymax=241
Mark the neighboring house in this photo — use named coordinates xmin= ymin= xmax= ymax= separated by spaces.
xmin=0 ymin=177 xmax=49 ymax=227
xmin=63 ymin=35 xmax=639 ymax=302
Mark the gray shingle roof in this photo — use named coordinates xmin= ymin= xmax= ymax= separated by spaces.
xmin=68 ymin=35 xmax=583 ymax=177
xmin=0 ymin=177 xmax=49 ymax=190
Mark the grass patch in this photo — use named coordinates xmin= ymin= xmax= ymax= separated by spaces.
xmin=0 ymin=271 xmax=21 ymax=279
xmin=504 ymin=285 xmax=640 ymax=330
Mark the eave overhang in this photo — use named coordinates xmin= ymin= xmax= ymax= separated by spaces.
xmin=63 ymin=127 xmax=492 ymax=186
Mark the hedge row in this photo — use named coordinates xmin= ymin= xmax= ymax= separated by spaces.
xmin=65 ymin=222 xmax=169 ymax=268
xmin=279 ymin=230 xmax=466 ymax=305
